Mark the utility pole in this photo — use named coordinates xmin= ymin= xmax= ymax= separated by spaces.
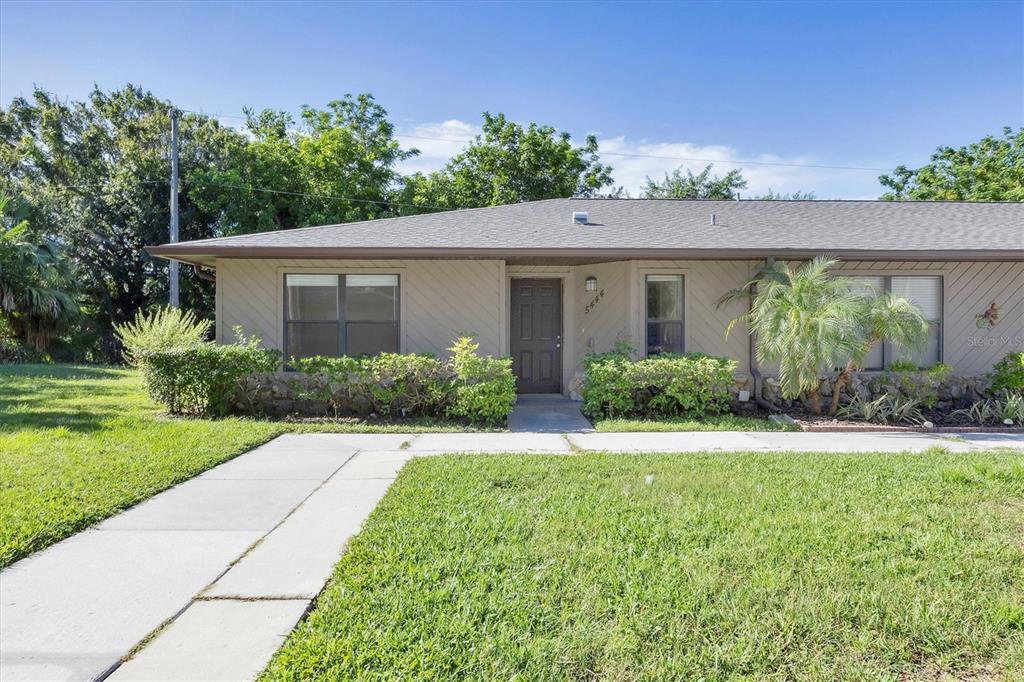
xmin=169 ymin=109 xmax=180 ymax=308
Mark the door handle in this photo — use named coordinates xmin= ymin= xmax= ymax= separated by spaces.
xmin=556 ymin=343 xmax=561 ymax=348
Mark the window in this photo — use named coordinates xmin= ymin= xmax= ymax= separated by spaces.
xmin=888 ymin=276 xmax=942 ymax=367
xmin=847 ymin=275 xmax=942 ymax=368
xmin=285 ymin=274 xmax=399 ymax=360
xmin=646 ymin=274 xmax=684 ymax=355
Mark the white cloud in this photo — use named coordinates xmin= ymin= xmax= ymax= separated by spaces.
xmin=598 ymin=137 xmax=883 ymax=199
xmin=395 ymin=120 xmax=886 ymax=199
xmin=396 ymin=120 xmax=480 ymax=176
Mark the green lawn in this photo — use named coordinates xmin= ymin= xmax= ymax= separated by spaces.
xmin=594 ymin=413 xmax=797 ymax=432
xmin=0 ymin=364 xmax=481 ymax=567
xmin=264 ymin=452 xmax=1024 ymax=681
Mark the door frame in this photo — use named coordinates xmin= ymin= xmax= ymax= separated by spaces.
xmin=505 ymin=268 xmax=575 ymax=395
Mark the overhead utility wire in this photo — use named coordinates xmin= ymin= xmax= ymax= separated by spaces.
xmin=178 ymin=107 xmax=893 ymax=173
xmin=29 ymin=178 xmax=450 ymax=212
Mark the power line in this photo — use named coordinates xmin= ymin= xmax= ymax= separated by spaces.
xmin=395 ymin=134 xmax=892 ymax=172
xmin=178 ymin=106 xmax=894 ymax=174
xmin=19 ymin=175 xmax=450 ymax=209
xmin=186 ymin=180 xmax=448 ymax=211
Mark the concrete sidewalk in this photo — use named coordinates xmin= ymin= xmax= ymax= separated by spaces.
xmin=2 ymin=429 xmax=1021 ymax=682
xmin=0 ymin=434 xmax=413 ymax=682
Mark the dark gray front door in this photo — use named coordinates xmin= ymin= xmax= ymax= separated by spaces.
xmin=510 ymin=278 xmax=562 ymax=393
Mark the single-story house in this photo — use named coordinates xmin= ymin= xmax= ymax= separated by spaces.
xmin=148 ymin=199 xmax=1023 ymax=395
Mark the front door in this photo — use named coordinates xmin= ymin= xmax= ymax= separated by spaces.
xmin=510 ymin=278 xmax=562 ymax=393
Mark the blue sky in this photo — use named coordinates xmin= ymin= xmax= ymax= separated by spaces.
xmin=1 ymin=0 xmax=1021 ymax=198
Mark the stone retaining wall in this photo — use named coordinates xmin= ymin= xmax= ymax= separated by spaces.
xmin=761 ymin=372 xmax=990 ymax=410
xmin=232 ymin=372 xmax=368 ymax=417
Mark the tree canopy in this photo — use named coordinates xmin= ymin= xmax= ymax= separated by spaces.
xmin=189 ymin=94 xmax=419 ymax=234
xmin=640 ymin=164 xmax=747 ymax=199
xmin=398 ymin=113 xmax=614 ymax=211
xmin=879 ymin=127 xmax=1024 ymax=201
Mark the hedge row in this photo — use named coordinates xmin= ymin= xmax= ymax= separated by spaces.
xmin=137 ymin=335 xmax=516 ymax=426
xmin=581 ymin=351 xmax=737 ymax=420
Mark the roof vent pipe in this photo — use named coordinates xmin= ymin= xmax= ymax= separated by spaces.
xmin=572 ymin=211 xmax=589 ymax=225
xmin=710 ymin=213 xmax=717 ymax=226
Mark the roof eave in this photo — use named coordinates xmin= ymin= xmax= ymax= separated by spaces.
xmin=145 ymin=245 xmax=1024 ymax=265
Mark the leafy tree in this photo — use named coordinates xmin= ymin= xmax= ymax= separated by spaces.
xmin=0 ymin=85 xmax=238 ymax=331
xmin=727 ymin=257 xmax=928 ymax=415
xmin=641 ymin=164 xmax=747 ymax=199
xmin=398 ymin=112 xmax=614 ymax=211
xmin=0 ymin=194 xmax=80 ymax=351
xmin=190 ymin=94 xmax=418 ymax=233
xmin=879 ymin=127 xmax=1024 ymax=201
xmin=753 ymin=189 xmax=816 ymax=200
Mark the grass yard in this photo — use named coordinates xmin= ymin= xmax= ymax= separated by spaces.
xmin=593 ymin=413 xmax=797 ymax=432
xmin=0 ymin=364 xmax=482 ymax=567
xmin=264 ymin=451 xmax=1024 ymax=681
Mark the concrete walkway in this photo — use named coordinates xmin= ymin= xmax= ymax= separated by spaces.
xmin=508 ymin=394 xmax=594 ymax=433
xmin=0 ymin=434 xmax=414 ymax=682
xmin=2 ymin=430 xmax=1021 ymax=682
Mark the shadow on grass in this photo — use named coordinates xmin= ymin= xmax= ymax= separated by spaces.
xmin=0 ymin=364 xmax=139 ymax=433
xmin=0 ymin=364 xmax=129 ymax=380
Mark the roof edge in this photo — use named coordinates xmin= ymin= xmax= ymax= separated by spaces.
xmin=145 ymin=245 xmax=1024 ymax=263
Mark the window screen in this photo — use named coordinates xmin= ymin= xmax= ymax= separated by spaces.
xmin=285 ymin=274 xmax=399 ymax=360
xmin=646 ymin=275 xmax=684 ymax=355
xmin=887 ymin=276 xmax=942 ymax=367
xmin=846 ymin=275 xmax=942 ymax=368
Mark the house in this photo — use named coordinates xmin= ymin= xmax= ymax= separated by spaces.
xmin=147 ymin=199 xmax=1024 ymax=395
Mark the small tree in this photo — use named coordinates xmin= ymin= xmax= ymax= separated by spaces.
xmin=727 ymin=257 xmax=929 ymax=414
xmin=0 ymin=195 xmax=80 ymax=352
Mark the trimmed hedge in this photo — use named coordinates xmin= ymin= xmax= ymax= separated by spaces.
xmin=137 ymin=334 xmax=516 ymax=426
xmin=445 ymin=336 xmax=516 ymax=425
xmin=291 ymin=337 xmax=515 ymax=426
xmin=582 ymin=351 xmax=737 ymax=420
xmin=290 ymin=353 xmax=451 ymax=418
xmin=136 ymin=337 xmax=280 ymax=417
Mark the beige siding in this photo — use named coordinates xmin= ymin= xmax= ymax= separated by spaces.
xmin=626 ymin=260 xmax=753 ymax=372
xmin=216 ymin=259 xmax=505 ymax=357
xmin=215 ymin=257 xmax=1021 ymax=385
xmin=574 ymin=261 xmax=631 ymax=363
xmin=833 ymin=261 xmax=1024 ymax=376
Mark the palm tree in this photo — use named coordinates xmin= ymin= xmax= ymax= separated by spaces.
xmin=727 ymin=257 xmax=928 ymax=415
xmin=0 ymin=195 xmax=80 ymax=352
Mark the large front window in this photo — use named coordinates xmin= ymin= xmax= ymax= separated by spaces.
xmin=847 ymin=275 xmax=942 ymax=368
xmin=646 ymin=274 xmax=684 ymax=355
xmin=285 ymin=274 xmax=399 ymax=360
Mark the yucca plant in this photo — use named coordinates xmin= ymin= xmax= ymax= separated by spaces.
xmin=951 ymin=400 xmax=996 ymax=426
xmin=727 ymin=257 xmax=929 ymax=414
xmin=114 ymin=306 xmax=213 ymax=365
xmin=993 ymin=392 xmax=1024 ymax=425
xmin=886 ymin=394 xmax=924 ymax=425
xmin=836 ymin=394 xmax=891 ymax=422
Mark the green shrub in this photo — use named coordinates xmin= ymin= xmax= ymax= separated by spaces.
xmin=292 ymin=354 xmax=451 ymax=417
xmin=989 ymin=352 xmax=1024 ymax=395
xmin=290 ymin=337 xmax=514 ymax=425
xmin=582 ymin=352 xmax=737 ymax=420
xmin=115 ymin=306 xmax=212 ymax=366
xmin=368 ymin=353 xmax=451 ymax=416
xmin=836 ymin=393 xmax=924 ymax=425
xmin=952 ymin=392 xmax=1024 ymax=426
xmin=445 ymin=336 xmax=516 ymax=425
xmin=137 ymin=332 xmax=279 ymax=416
xmin=881 ymin=361 xmax=953 ymax=408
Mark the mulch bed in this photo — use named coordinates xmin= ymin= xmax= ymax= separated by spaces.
xmin=785 ymin=405 xmax=1023 ymax=433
